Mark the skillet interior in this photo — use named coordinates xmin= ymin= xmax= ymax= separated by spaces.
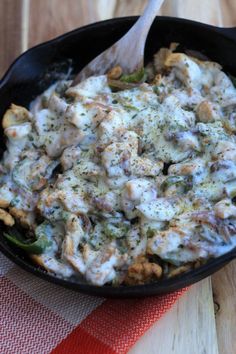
xmin=1 ymin=16 xmax=236 ymax=297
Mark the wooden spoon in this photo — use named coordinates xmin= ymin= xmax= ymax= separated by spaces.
xmin=72 ymin=0 xmax=164 ymax=85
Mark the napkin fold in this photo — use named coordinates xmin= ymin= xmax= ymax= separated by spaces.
xmin=0 ymin=252 xmax=186 ymax=354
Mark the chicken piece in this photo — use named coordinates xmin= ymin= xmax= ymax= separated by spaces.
xmin=0 ymin=199 xmax=10 ymax=209
xmin=0 ymin=185 xmax=15 ymax=208
xmin=191 ymin=181 xmax=224 ymax=201
xmin=35 ymin=107 xmax=84 ymax=158
xmin=0 ymin=208 xmax=15 ymax=226
xmin=161 ymin=95 xmax=196 ymax=129
xmin=48 ymin=171 xmax=90 ymax=214
xmin=210 ymin=160 xmax=236 ymax=183
xmin=191 ymin=210 xmax=236 ymax=244
xmin=9 ymin=207 xmax=35 ymax=228
xmin=65 ymin=101 xmax=99 ymax=132
xmin=60 ymin=146 xmax=81 ymax=171
xmin=47 ymin=125 xmax=84 ymax=158
xmin=98 ymin=110 xmax=129 ymax=146
xmin=73 ymin=160 xmax=103 ymax=180
xmin=30 ymin=96 xmax=43 ymax=115
xmin=150 ymin=133 xmax=191 ymax=164
xmin=165 ymin=53 xmax=202 ymax=87
xmin=147 ymin=223 xmax=209 ymax=264
xmin=169 ymin=157 xmax=207 ymax=184
xmin=61 ymin=214 xmax=86 ymax=274
xmin=127 ymin=226 xmax=147 ymax=259
xmin=2 ymin=104 xmax=31 ymax=129
xmin=122 ymin=179 xmax=157 ymax=219
xmin=34 ymin=108 xmax=58 ymax=136
xmin=29 ymin=155 xmax=58 ymax=191
xmin=12 ymin=154 xmax=58 ymax=192
xmin=197 ymin=121 xmax=231 ymax=147
xmin=5 ymin=122 xmax=32 ymax=140
xmin=153 ymin=43 xmax=179 ymax=72
xmin=168 ymin=131 xmax=201 ymax=152
xmin=66 ymin=75 xmax=111 ymax=100
xmin=211 ymin=71 xmax=236 ymax=105
xmin=225 ymin=179 xmax=236 ymax=198
xmin=32 ymin=254 xmax=74 ymax=278
xmin=104 ymin=175 xmax=130 ymax=189
xmin=3 ymin=122 xmax=32 ymax=170
xmin=136 ymin=198 xmax=179 ymax=221
xmin=212 ymin=140 xmax=236 ymax=161
xmin=165 ymin=52 xmax=221 ymax=89
xmin=101 ymin=131 xmax=163 ymax=178
xmin=170 ymin=86 xmax=202 ymax=106
xmin=85 ymin=245 xmax=127 ymax=286
xmin=196 ymin=100 xmax=220 ymax=123
xmin=214 ymin=199 xmax=236 ymax=219
xmin=32 ymin=221 xmax=78 ymax=279
xmin=223 ymin=111 xmax=236 ymax=133
xmin=48 ymin=94 xmax=68 ymax=115
xmin=30 ymin=82 xmax=58 ymax=113
xmin=124 ymin=256 xmax=162 ymax=285
xmin=101 ymin=137 xmax=132 ymax=177
xmin=146 ymin=95 xmax=196 ymax=163
xmin=37 ymin=185 xmax=85 ymax=222
xmin=92 ymin=190 xmax=120 ymax=214
xmin=92 ymin=106 xmax=111 ymax=127
xmin=125 ymin=179 xmax=157 ymax=201
xmin=131 ymin=156 xmax=164 ymax=177
xmin=36 ymin=187 xmax=63 ymax=221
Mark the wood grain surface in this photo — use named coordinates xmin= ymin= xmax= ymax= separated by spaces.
xmin=1 ymin=1 xmax=236 ymax=353
xmin=130 ymin=279 xmax=218 ymax=354
xmin=0 ymin=0 xmax=24 ymax=76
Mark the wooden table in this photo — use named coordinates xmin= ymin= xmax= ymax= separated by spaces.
xmin=1 ymin=1 xmax=236 ymax=353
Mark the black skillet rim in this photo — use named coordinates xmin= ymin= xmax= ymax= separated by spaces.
xmin=1 ymin=16 xmax=236 ymax=298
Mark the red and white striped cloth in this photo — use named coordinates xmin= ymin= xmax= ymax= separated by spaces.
xmin=0 ymin=252 xmax=187 ymax=354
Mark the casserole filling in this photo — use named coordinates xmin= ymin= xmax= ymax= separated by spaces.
xmin=1 ymin=44 xmax=236 ymax=285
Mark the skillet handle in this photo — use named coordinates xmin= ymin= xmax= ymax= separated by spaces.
xmin=217 ymin=27 xmax=236 ymax=41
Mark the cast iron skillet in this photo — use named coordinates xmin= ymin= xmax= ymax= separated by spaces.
xmin=1 ymin=16 xmax=236 ymax=298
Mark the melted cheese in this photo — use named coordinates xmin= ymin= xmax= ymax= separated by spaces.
xmin=2 ymin=45 xmax=236 ymax=286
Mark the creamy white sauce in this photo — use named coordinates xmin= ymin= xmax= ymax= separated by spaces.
xmin=1 ymin=45 xmax=236 ymax=285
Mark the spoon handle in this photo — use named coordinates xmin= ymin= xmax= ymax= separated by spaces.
xmin=73 ymin=0 xmax=164 ymax=84
xmin=125 ymin=0 xmax=165 ymax=43
xmin=117 ymin=0 xmax=165 ymax=71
